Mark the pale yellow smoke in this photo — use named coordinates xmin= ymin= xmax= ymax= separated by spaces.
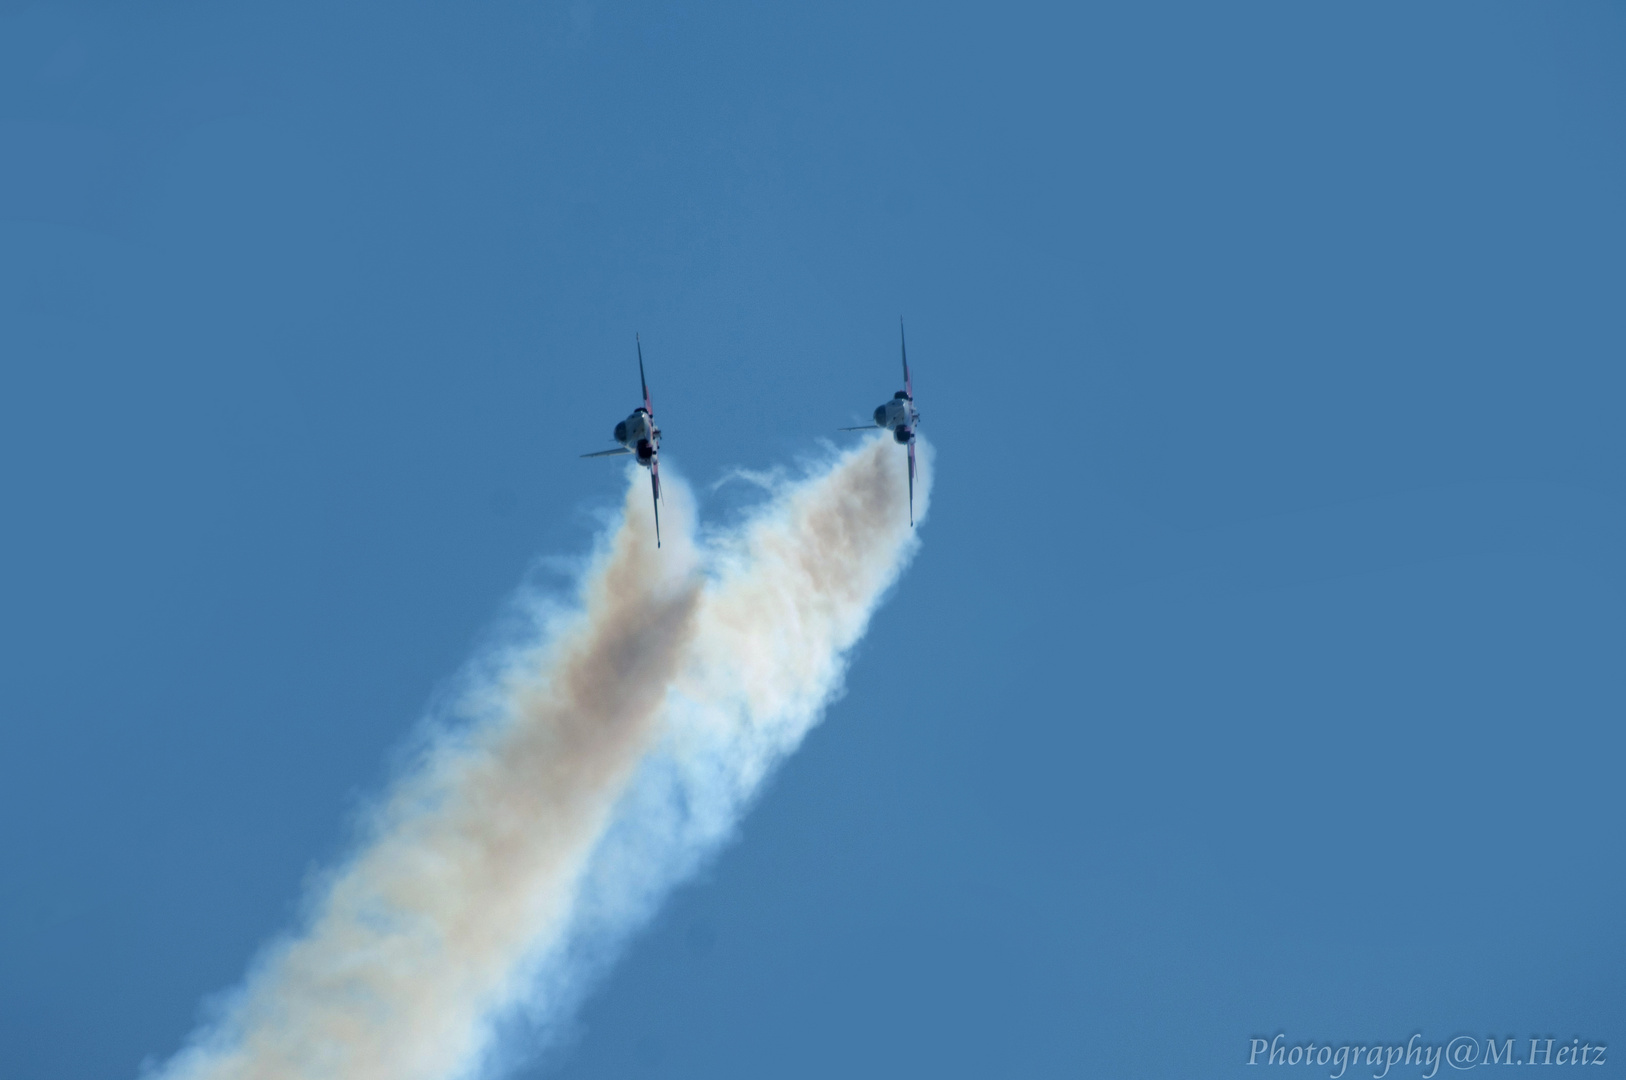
xmin=151 ymin=434 xmax=929 ymax=1080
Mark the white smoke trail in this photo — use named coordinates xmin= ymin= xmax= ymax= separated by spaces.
xmin=149 ymin=434 xmax=931 ymax=1080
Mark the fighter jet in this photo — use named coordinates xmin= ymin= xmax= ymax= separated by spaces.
xmin=582 ymin=334 xmax=663 ymax=547
xmin=842 ymin=319 xmax=920 ymax=525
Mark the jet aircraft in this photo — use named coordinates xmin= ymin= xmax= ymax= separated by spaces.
xmin=583 ymin=335 xmax=663 ymax=547
xmin=842 ymin=320 xmax=920 ymax=525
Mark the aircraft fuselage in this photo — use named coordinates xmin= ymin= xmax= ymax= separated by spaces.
xmin=873 ymin=392 xmax=917 ymax=443
xmin=613 ymin=407 xmax=660 ymax=466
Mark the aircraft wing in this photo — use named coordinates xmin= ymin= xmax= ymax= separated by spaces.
xmin=907 ymin=439 xmax=916 ymax=527
xmin=581 ymin=447 xmax=633 ymax=458
xmin=900 ymin=318 xmax=912 ymax=399
xmin=839 ymin=425 xmax=878 ymax=431
xmin=650 ymin=456 xmax=662 ymax=548
xmin=637 ymin=334 xmax=653 ymax=415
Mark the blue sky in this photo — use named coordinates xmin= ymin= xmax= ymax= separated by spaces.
xmin=1 ymin=3 xmax=1622 ymax=1078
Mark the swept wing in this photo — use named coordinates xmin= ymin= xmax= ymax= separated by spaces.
xmin=650 ymin=456 xmax=662 ymax=548
xmin=908 ymin=441 xmax=916 ymax=527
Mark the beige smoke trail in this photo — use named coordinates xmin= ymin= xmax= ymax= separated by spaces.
xmin=151 ymin=434 xmax=929 ymax=1080
xmin=515 ymin=435 xmax=931 ymax=1045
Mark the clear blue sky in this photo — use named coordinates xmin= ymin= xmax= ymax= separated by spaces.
xmin=2 ymin=3 xmax=1622 ymax=1077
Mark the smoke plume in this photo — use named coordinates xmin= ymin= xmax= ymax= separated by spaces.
xmin=150 ymin=434 xmax=931 ymax=1080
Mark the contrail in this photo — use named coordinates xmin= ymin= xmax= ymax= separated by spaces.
xmin=148 ymin=434 xmax=931 ymax=1080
